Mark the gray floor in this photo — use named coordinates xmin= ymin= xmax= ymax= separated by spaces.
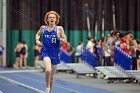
xmin=55 ymin=72 xmax=140 ymax=93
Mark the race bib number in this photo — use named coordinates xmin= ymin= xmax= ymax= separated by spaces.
xmin=52 ymin=38 xmax=56 ymax=43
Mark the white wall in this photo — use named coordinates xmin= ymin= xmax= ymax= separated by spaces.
xmin=0 ymin=32 xmax=2 ymax=45
xmin=0 ymin=0 xmax=2 ymax=45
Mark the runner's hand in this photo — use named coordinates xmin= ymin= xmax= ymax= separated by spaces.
xmin=36 ymin=40 xmax=42 ymax=46
xmin=57 ymin=33 xmax=61 ymax=40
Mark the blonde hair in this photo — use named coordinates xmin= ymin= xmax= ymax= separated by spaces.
xmin=44 ymin=11 xmax=60 ymax=25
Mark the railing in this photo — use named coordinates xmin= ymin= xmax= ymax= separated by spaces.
xmin=59 ymin=48 xmax=72 ymax=63
xmin=80 ymin=48 xmax=98 ymax=68
xmin=114 ymin=46 xmax=133 ymax=70
xmin=59 ymin=47 xmax=98 ymax=67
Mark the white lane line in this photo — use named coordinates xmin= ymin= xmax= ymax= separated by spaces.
xmin=0 ymin=76 xmax=45 ymax=93
xmin=55 ymin=85 xmax=82 ymax=93
xmin=11 ymin=73 xmax=83 ymax=93
xmin=0 ymin=69 xmax=42 ymax=74
xmin=0 ymin=90 xmax=4 ymax=93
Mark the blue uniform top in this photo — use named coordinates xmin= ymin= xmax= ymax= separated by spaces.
xmin=41 ymin=26 xmax=60 ymax=64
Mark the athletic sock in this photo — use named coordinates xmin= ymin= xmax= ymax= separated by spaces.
xmin=46 ymin=87 xmax=50 ymax=93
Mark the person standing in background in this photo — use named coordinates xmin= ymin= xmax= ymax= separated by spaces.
xmin=136 ymin=41 xmax=140 ymax=70
xmin=13 ymin=41 xmax=22 ymax=68
xmin=34 ymin=43 xmax=42 ymax=68
xmin=86 ymin=37 xmax=94 ymax=53
xmin=0 ymin=45 xmax=4 ymax=67
xmin=20 ymin=41 xmax=28 ymax=68
xmin=75 ymin=41 xmax=83 ymax=63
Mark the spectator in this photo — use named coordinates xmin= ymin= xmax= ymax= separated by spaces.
xmin=101 ymin=37 xmax=106 ymax=66
xmin=61 ymin=42 xmax=68 ymax=51
xmin=95 ymin=40 xmax=102 ymax=66
xmin=130 ymin=39 xmax=137 ymax=70
xmin=67 ymin=42 xmax=75 ymax=55
xmin=13 ymin=41 xmax=22 ymax=68
xmin=34 ymin=44 xmax=42 ymax=68
xmin=86 ymin=37 xmax=93 ymax=53
xmin=0 ymin=45 xmax=4 ymax=67
xmin=136 ymin=41 xmax=140 ymax=70
xmin=104 ymin=44 xmax=111 ymax=66
xmin=20 ymin=41 xmax=28 ymax=68
xmin=75 ymin=41 xmax=84 ymax=63
xmin=67 ymin=42 xmax=75 ymax=63
xmin=102 ymin=35 xmax=112 ymax=66
xmin=114 ymin=31 xmax=120 ymax=47
xmin=120 ymin=33 xmax=131 ymax=55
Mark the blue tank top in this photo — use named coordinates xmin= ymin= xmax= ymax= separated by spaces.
xmin=42 ymin=26 xmax=60 ymax=59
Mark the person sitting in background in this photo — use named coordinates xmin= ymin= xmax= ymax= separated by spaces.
xmin=0 ymin=45 xmax=4 ymax=67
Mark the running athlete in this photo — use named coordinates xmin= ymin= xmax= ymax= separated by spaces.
xmin=35 ymin=11 xmax=67 ymax=93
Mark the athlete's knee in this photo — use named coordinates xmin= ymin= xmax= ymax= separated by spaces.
xmin=45 ymin=70 xmax=52 ymax=76
xmin=50 ymin=76 xmax=54 ymax=81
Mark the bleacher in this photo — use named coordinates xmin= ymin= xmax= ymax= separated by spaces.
xmin=96 ymin=46 xmax=139 ymax=83
xmin=36 ymin=46 xmax=140 ymax=83
xmin=59 ymin=48 xmax=98 ymax=78
xmin=36 ymin=48 xmax=98 ymax=78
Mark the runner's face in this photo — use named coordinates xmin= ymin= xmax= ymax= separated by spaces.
xmin=47 ymin=14 xmax=57 ymax=25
